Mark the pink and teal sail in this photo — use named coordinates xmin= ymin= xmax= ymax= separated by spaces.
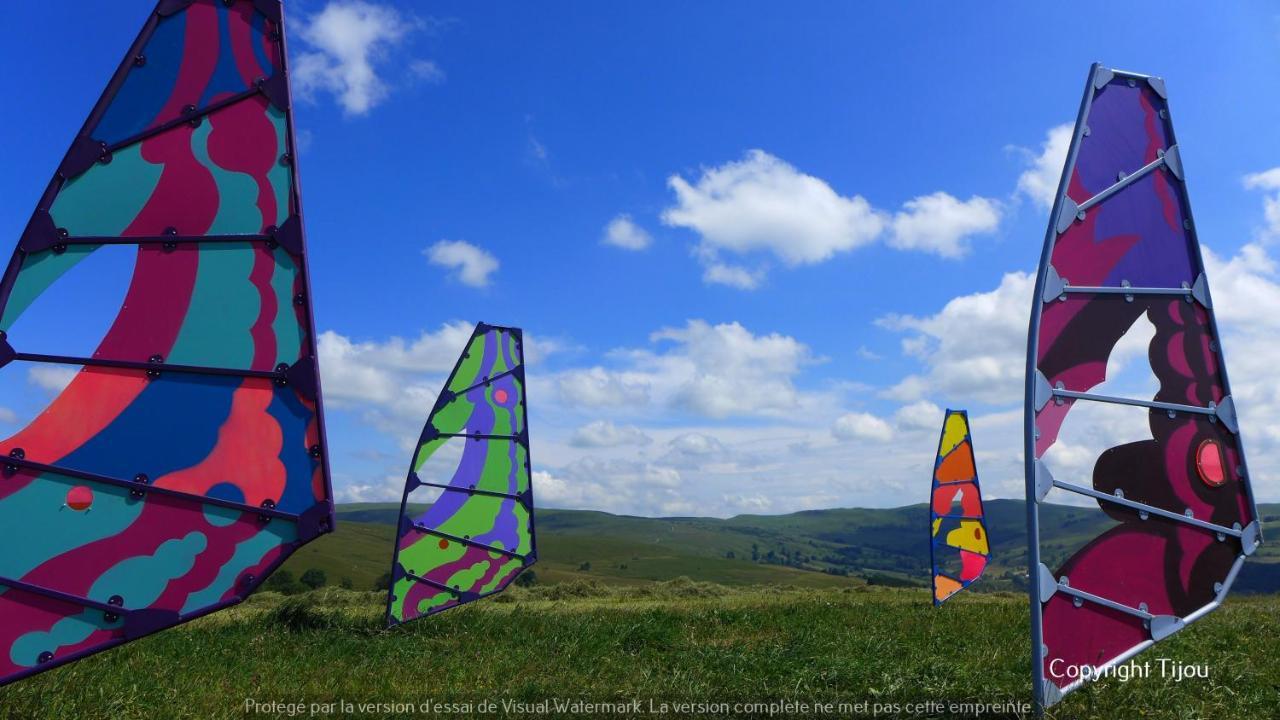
xmin=0 ymin=0 xmax=331 ymax=686
xmin=386 ymin=323 xmax=536 ymax=626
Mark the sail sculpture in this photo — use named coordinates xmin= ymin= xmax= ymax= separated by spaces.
xmin=386 ymin=323 xmax=536 ymax=626
xmin=929 ymin=409 xmax=989 ymax=605
xmin=1024 ymin=64 xmax=1262 ymax=709
xmin=0 ymin=0 xmax=331 ymax=686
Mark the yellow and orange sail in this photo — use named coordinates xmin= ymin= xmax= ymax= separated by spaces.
xmin=929 ymin=409 xmax=989 ymax=604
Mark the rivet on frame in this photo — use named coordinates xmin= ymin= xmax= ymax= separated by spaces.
xmin=147 ymin=354 xmax=164 ymax=379
xmin=1127 ymin=78 xmax=1137 ymax=87
xmin=134 ymin=54 xmax=146 ymax=67
xmin=131 ymin=473 xmax=149 ymax=499
xmin=1184 ymin=508 xmax=1195 ymax=519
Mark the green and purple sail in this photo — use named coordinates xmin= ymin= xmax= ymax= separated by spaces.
xmin=0 ymin=0 xmax=331 ymax=686
xmin=385 ymin=323 xmax=536 ymax=626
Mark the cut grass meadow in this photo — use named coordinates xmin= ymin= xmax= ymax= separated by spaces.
xmin=1 ymin=582 xmax=1275 ymax=720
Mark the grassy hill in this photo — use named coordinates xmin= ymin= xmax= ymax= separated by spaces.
xmin=2 ymin=585 xmax=1276 ymax=719
xmin=279 ymin=501 xmax=1280 ymax=594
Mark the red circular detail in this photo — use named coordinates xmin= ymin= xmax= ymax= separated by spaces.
xmin=438 ymin=539 xmax=449 ymax=550
xmin=494 ymin=389 xmax=509 ymax=404
xmin=974 ymin=527 xmax=982 ymax=540
xmin=66 ymin=485 xmax=94 ymax=511
xmin=1196 ymin=439 xmax=1227 ymax=488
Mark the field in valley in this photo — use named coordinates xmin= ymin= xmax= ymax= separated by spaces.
xmin=0 ymin=583 xmax=1275 ymax=720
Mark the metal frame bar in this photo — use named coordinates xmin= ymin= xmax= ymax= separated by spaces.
xmin=1051 ymin=479 xmax=1243 ymax=537
xmin=103 ymin=87 xmax=262 ymax=155
xmin=0 ymin=574 xmax=127 ymax=614
xmin=5 ymin=455 xmax=299 ymax=521
xmin=451 ymin=366 xmax=520 ymax=398
xmin=1024 ymin=62 xmax=1101 ymax=714
xmin=275 ymin=0 xmax=336 ymax=535
xmin=1054 ymin=582 xmax=1152 ymax=621
xmin=406 ymin=523 xmax=527 ymax=561
xmin=46 ymin=233 xmax=271 ymax=247
xmin=1060 ymin=284 xmax=1188 ymax=297
xmin=402 ymin=571 xmax=461 ymax=596
xmin=1051 ymin=387 xmax=1217 ymax=417
xmin=434 ymin=431 xmax=520 ymax=442
xmin=1078 ymin=152 xmax=1171 ymax=214
xmin=1025 ymin=63 xmax=1264 ymax=713
xmin=12 ymin=351 xmax=280 ymax=381
xmin=414 ymin=479 xmax=526 ymax=502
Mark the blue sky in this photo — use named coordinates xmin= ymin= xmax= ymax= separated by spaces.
xmin=2 ymin=1 xmax=1279 ymax=515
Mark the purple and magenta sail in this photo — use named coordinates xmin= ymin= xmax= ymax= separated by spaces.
xmin=1025 ymin=64 xmax=1261 ymax=709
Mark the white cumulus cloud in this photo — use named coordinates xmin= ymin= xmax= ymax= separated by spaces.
xmin=662 ymin=150 xmax=885 ymax=267
xmin=888 ymin=192 xmax=1001 ymax=259
xmin=425 ymin=240 xmax=499 ymax=288
xmin=1243 ymin=168 xmax=1280 ymax=241
xmin=1015 ymin=123 xmax=1073 ymax=208
xmin=831 ymin=412 xmax=893 ymax=442
xmin=878 ymin=271 xmax=1034 ymax=405
xmin=293 ymin=1 xmax=437 ymax=116
xmin=701 ymin=262 xmax=764 ymax=290
xmin=602 ymin=215 xmax=653 ymax=251
xmin=569 ymin=420 xmax=653 ymax=448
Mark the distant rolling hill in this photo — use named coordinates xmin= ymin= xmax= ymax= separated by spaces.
xmin=278 ymin=500 xmax=1280 ymax=594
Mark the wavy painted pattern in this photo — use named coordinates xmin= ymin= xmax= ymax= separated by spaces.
xmin=96 ymin=0 xmax=282 ymax=146
xmin=388 ymin=325 xmax=535 ymax=625
xmin=1032 ymin=72 xmax=1255 ymax=693
xmin=928 ymin=410 xmax=988 ymax=605
xmin=0 ymin=0 xmax=326 ymax=686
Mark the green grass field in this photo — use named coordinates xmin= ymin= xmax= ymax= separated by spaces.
xmin=0 ymin=583 xmax=1275 ymax=720
xmin=4 ymin=502 xmax=1275 ymax=718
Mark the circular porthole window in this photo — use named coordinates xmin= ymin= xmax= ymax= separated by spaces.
xmin=1196 ymin=439 xmax=1227 ymax=488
